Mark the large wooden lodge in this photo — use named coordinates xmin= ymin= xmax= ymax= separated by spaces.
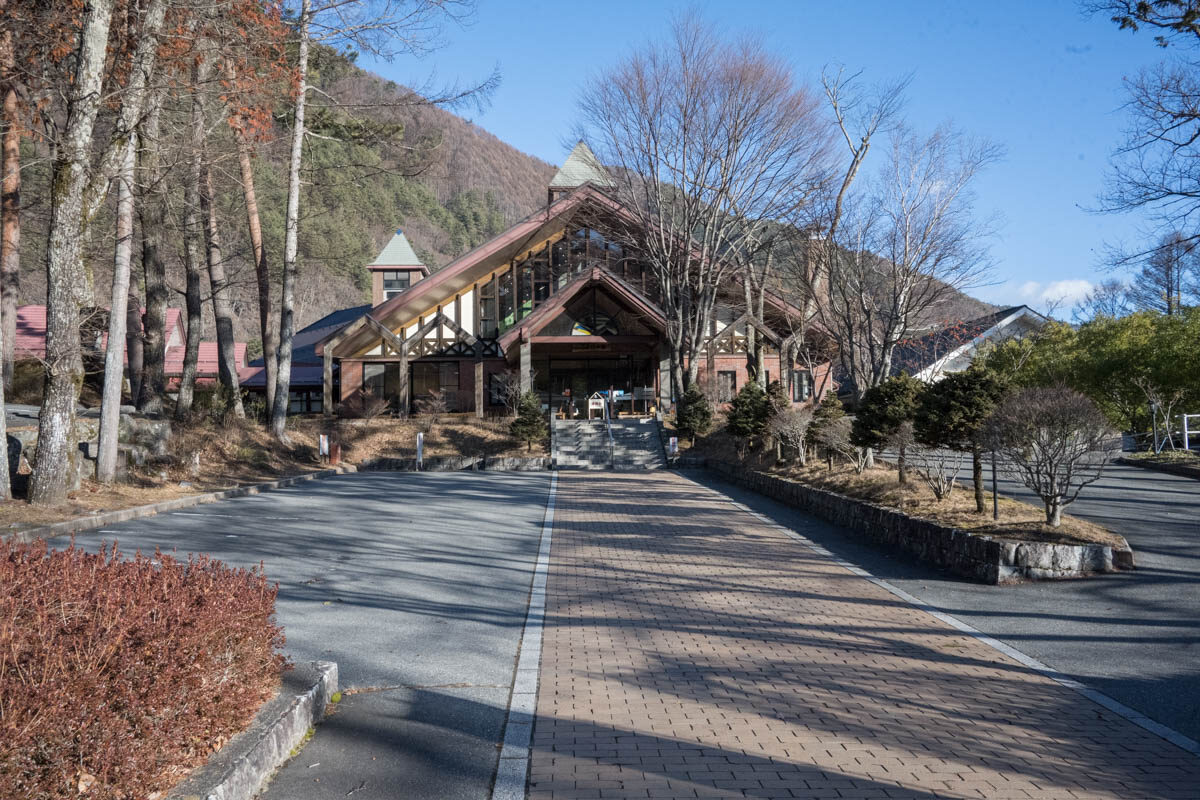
xmin=303 ymin=142 xmax=832 ymax=417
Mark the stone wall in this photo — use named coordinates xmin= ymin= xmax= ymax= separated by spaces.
xmin=8 ymin=412 xmax=172 ymax=489
xmin=702 ymin=461 xmax=1134 ymax=585
xmin=358 ymin=455 xmax=549 ymax=472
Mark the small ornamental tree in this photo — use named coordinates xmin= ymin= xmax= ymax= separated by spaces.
xmin=510 ymin=391 xmax=548 ymax=452
xmin=676 ymin=383 xmax=714 ymax=445
xmin=808 ymin=390 xmax=848 ymax=469
xmin=767 ymin=406 xmax=813 ymax=465
xmin=985 ymin=386 xmax=1116 ymax=527
xmin=726 ymin=380 xmax=770 ymax=458
xmin=915 ymin=366 xmax=1008 ymax=512
xmin=850 ymin=374 xmax=924 ymax=484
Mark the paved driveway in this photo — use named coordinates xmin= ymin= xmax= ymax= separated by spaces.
xmin=696 ymin=457 xmax=1200 ymax=745
xmin=532 ymin=471 xmax=1200 ymax=799
xmin=80 ymin=471 xmax=552 ymax=800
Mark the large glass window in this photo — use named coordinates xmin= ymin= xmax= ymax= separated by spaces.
xmin=791 ymin=370 xmax=812 ymax=402
xmin=478 ymin=277 xmax=497 ymax=338
xmin=412 ymin=361 xmax=460 ymax=408
xmin=717 ymin=371 xmax=737 ymax=404
xmin=382 ymin=271 xmax=411 ymax=300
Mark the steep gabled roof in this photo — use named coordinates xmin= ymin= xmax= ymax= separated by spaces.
xmin=549 ymin=141 xmax=613 ymax=189
xmin=318 ymin=184 xmax=627 ymax=357
xmin=892 ymin=305 xmax=1048 ymax=381
xmin=369 ymin=230 xmax=428 ymax=272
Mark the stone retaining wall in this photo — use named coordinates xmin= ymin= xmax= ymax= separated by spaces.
xmin=358 ymin=455 xmax=549 ymax=472
xmin=702 ymin=461 xmax=1134 ymax=585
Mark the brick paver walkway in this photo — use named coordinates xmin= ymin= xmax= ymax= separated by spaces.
xmin=529 ymin=471 xmax=1200 ymax=799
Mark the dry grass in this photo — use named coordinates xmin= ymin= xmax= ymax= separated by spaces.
xmin=327 ymin=414 xmax=547 ymax=462
xmin=0 ymin=414 xmax=543 ymax=533
xmin=688 ymin=424 xmax=1123 ymax=549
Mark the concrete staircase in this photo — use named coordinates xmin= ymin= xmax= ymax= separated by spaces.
xmin=553 ymin=418 xmax=667 ymax=470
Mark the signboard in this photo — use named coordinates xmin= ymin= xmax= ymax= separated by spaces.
xmin=668 ymin=436 xmax=679 ymax=456
xmin=634 ymin=387 xmax=655 ymax=401
xmin=588 ymin=397 xmax=605 ymax=411
xmin=319 ymin=434 xmax=330 ymax=457
xmin=416 ymin=431 xmax=424 ymax=470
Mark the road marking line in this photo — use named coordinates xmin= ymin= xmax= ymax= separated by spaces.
xmin=492 ymin=472 xmax=556 ymax=800
xmin=683 ymin=473 xmax=1200 ymax=761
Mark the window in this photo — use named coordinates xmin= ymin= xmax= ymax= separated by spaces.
xmin=791 ymin=370 xmax=812 ymax=402
xmin=717 ymin=371 xmax=736 ymax=403
xmin=478 ymin=276 xmax=497 ymax=338
xmin=412 ymin=361 xmax=460 ymax=407
xmin=488 ymin=373 xmax=510 ymax=406
xmin=382 ymin=271 xmax=411 ymax=300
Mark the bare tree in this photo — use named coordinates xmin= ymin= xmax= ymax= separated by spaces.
xmin=96 ymin=0 xmax=168 ymax=483
xmin=0 ymin=0 xmax=18 ymax=391
xmin=579 ymin=15 xmax=832 ymax=398
xmin=986 ymin=386 xmax=1117 ymax=527
xmin=812 ymin=125 xmax=999 ymax=401
xmin=1073 ymin=277 xmax=1132 ymax=321
xmin=1127 ymin=231 xmax=1199 ymax=314
xmin=767 ymin=405 xmax=813 ymax=465
xmin=271 ymin=0 xmax=482 ymax=440
xmin=29 ymin=0 xmax=117 ymax=504
xmin=1089 ymin=3 xmax=1200 ymax=257
xmin=202 ymin=161 xmax=245 ymax=417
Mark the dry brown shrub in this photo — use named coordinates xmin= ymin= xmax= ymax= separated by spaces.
xmin=0 ymin=540 xmax=288 ymax=799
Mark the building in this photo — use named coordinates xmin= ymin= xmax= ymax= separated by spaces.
xmin=15 ymin=304 xmax=246 ymax=388
xmin=312 ymin=142 xmax=834 ymax=417
xmin=892 ymin=305 xmax=1049 ymax=383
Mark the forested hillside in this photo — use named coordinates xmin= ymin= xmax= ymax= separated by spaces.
xmin=15 ymin=46 xmax=555 ymax=344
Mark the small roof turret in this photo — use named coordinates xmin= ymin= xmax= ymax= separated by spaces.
xmin=369 ymin=229 xmax=425 ymax=270
xmin=549 ymin=141 xmax=613 ymax=191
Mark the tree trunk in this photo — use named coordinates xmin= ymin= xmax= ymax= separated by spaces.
xmin=1 ymin=84 xmax=19 ymax=391
xmin=1047 ymin=500 xmax=1062 ymax=527
xmin=202 ymin=162 xmax=244 ymax=417
xmin=96 ymin=136 xmax=136 ymax=483
xmin=234 ymin=124 xmax=277 ymax=419
xmin=137 ymin=96 xmax=167 ymax=414
xmin=271 ymin=0 xmax=311 ymax=440
xmin=175 ymin=57 xmax=208 ymax=420
xmin=898 ymin=443 xmax=907 ymax=485
xmin=125 ymin=294 xmax=142 ymax=403
xmin=972 ymin=445 xmax=985 ymax=514
xmin=30 ymin=0 xmax=116 ymax=506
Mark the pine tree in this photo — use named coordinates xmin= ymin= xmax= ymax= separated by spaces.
xmin=808 ymin=390 xmax=848 ymax=469
xmin=727 ymin=380 xmax=769 ymax=457
xmin=915 ymin=366 xmax=1008 ymax=512
xmin=510 ymin=390 xmax=548 ymax=452
xmin=676 ymin=384 xmax=713 ymax=444
xmin=851 ymin=374 xmax=924 ymax=484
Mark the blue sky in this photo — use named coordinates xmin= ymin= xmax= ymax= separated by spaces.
xmin=360 ymin=1 xmax=1170 ymax=309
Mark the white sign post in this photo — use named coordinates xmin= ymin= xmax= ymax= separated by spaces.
xmin=416 ymin=431 xmax=424 ymax=471
xmin=668 ymin=436 xmax=679 ymax=456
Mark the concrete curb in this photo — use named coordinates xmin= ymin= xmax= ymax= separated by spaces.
xmin=168 ymin=660 xmax=339 ymax=800
xmin=683 ymin=472 xmax=1200 ymax=761
xmin=7 ymin=465 xmax=357 ymax=544
xmin=1116 ymin=456 xmax=1200 ymax=482
xmin=491 ymin=472 xmax=556 ymax=800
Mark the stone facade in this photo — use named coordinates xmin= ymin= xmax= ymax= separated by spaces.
xmin=702 ymin=462 xmax=1134 ymax=584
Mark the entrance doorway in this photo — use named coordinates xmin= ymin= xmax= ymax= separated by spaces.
xmin=544 ymin=355 xmax=654 ymax=418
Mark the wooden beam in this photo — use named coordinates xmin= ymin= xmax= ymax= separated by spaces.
xmin=323 ymin=348 xmax=333 ymax=417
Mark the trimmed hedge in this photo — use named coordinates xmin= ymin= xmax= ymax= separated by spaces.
xmin=0 ymin=540 xmax=288 ymax=799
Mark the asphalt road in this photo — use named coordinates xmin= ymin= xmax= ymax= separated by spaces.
xmin=79 ymin=471 xmax=553 ymax=800
xmin=692 ymin=458 xmax=1200 ymax=745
